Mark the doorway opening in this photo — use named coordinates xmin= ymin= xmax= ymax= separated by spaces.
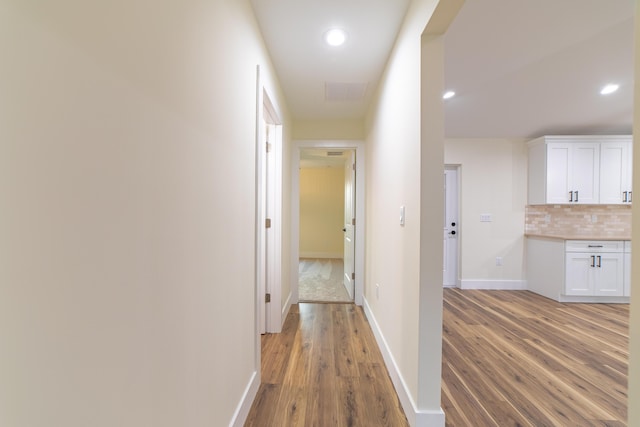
xmin=298 ymin=148 xmax=355 ymax=302
xmin=291 ymin=140 xmax=365 ymax=306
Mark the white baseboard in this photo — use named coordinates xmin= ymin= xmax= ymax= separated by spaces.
xmin=460 ymin=279 xmax=527 ymax=290
xmin=230 ymin=370 xmax=260 ymax=427
xmin=363 ymin=298 xmax=445 ymax=427
xmin=299 ymin=251 xmax=343 ymax=259
xmin=559 ymin=295 xmax=630 ymax=304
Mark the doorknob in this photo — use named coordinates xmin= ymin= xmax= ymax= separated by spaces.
xmin=342 ymin=228 xmax=346 ymax=232
xmin=450 ymin=230 xmax=456 ymax=235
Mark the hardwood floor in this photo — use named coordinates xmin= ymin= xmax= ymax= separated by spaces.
xmin=246 ymin=290 xmax=629 ymax=426
xmin=244 ymin=303 xmax=409 ymax=427
xmin=442 ymin=288 xmax=629 ymax=426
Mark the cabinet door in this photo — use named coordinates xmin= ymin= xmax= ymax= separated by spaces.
xmin=571 ymin=142 xmax=600 ymax=204
xmin=565 ymin=252 xmax=593 ymax=295
xmin=600 ymin=142 xmax=631 ymax=204
xmin=546 ymin=143 xmax=571 ymax=203
xmin=546 ymin=142 xmax=599 ymax=204
xmin=594 ymin=253 xmax=624 ymax=296
xmin=624 ymin=252 xmax=631 ymax=297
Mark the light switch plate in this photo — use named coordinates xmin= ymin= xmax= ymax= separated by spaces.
xmin=480 ymin=213 xmax=492 ymax=222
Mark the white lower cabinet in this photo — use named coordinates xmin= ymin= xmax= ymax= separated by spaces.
xmin=565 ymin=241 xmax=624 ymax=297
xmin=624 ymin=241 xmax=632 ymax=297
xmin=565 ymin=252 xmax=623 ymax=296
xmin=527 ymin=237 xmax=629 ymax=302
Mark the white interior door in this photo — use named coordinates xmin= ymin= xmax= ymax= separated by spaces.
xmin=257 ymin=90 xmax=282 ymax=334
xmin=443 ymin=166 xmax=459 ymax=287
xmin=257 ymin=118 xmax=268 ymax=334
xmin=343 ymin=151 xmax=356 ymax=299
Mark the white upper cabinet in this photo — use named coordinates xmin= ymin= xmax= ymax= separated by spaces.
xmin=528 ymin=135 xmax=632 ymax=205
xmin=600 ymin=141 xmax=633 ymax=204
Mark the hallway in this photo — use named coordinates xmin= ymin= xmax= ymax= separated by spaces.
xmin=244 ymin=303 xmax=408 ymax=426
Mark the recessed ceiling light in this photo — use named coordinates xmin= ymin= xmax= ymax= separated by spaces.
xmin=324 ymin=29 xmax=347 ymax=47
xmin=600 ymin=84 xmax=619 ymax=95
xmin=443 ymin=91 xmax=455 ymax=99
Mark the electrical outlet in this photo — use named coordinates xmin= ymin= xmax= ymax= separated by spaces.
xmin=480 ymin=213 xmax=492 ymax=222
xmin=496 ymin=257 xmax=503 ymax=266
xmin=591 ymin=214 xmax=598 ymax=223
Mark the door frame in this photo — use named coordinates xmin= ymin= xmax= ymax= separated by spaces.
xmin=255 ymin=67 xmax=284 ymax=334
xmin=291 ymin=140 xmax=365 ymax=305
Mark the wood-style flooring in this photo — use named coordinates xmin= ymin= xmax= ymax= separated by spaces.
xmin=443 ymin=288 xmax=629 ymax=426
xmin=244 ymin=303 xmax=409 ymax=427
xmin=246 ymin=290 xmax=629 ymax=426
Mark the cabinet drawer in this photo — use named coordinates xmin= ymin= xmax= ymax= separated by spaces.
xmin=565 ymin=240 xmax=623 ymax=253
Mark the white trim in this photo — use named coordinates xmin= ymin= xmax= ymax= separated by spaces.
xmin=460 ymin=279 xmax=527 ymax=290
xmin=281 ymin=291 xmax=292 ymax=322
xmin=261 ymin=86 xmax=284 ymax=334
xmin=291 ymin=140 xmax=366 ymax=306
xmin=229 ymin=370 xmax=260 ymax=427
xmin=363 ymin=297 xmax=445 ymax=427
xmin=559 ymin=295 xmax=630 ymax=304
xmin=299 ymin=251 xmax=343 ymax=259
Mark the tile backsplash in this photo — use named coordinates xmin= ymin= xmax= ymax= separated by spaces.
xmin=525 ymin=205 xmax=631 ymax=238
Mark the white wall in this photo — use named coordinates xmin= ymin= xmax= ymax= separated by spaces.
xmin=0 ymin=1 xmax=289 ymax=426
xmin=293 ymin=119 xmax=365 ymax=140
xmin=445 ymin=138 xmax=528 ymax=289
xmin=364 ymin=0 xmax=459 ymax=425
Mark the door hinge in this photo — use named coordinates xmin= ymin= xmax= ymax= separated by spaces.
xmin=351 ymin=272 xmax=355 ymax=280
xmin=352 ymin=163 xmax=356 ymax=171
xmin=265 ymin=293 xmax=271 ymax=303
xmin=351 ymin=218 xmax=356 ymax=226
xmin=265 ymin=218 xmax=272 ymax=228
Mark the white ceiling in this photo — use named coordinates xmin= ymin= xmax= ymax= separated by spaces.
xmin=250 ymin=0 xmax=411 ymax=120
xmin=251 ymin=0 xmax=635 ymax=139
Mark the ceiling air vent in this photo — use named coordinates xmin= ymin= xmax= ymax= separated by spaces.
xmin=325 ymin=82 xmax=368 ymax=102
xmin=326 ymin=151 xmax=344 ymax=157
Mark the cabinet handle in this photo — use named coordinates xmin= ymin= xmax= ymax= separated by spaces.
xmin=575 ymin=191 xmax=579 ymax=202
xmin=569 ymin=191 xmax=574 ymax=202
xmin=597 ymin=255 xmax=602 ymax=268
xmin=588 ymin=245 xmax=604 ymax=248
xmin=590 ymin=255 xmax=595 ymax=268
xmin=623 ymin=191 xmax=628 ymax=203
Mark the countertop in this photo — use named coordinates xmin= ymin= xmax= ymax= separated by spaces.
xmin=525 ymin=233 xmax=631 ymax=241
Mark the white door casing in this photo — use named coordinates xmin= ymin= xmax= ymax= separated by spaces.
xmin=291 ymin=140 xmax=365 ymax=306
xmin=256 ymin=74 xmax=283 ymax=335
xmin=343 ymin=151 xmax=356 ymax=300
xmin=443 ymin=166 xmax=459 ymax=287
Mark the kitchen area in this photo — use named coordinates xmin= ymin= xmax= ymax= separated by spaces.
xmin=526 ymin=135 xmax=632 ymax=303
